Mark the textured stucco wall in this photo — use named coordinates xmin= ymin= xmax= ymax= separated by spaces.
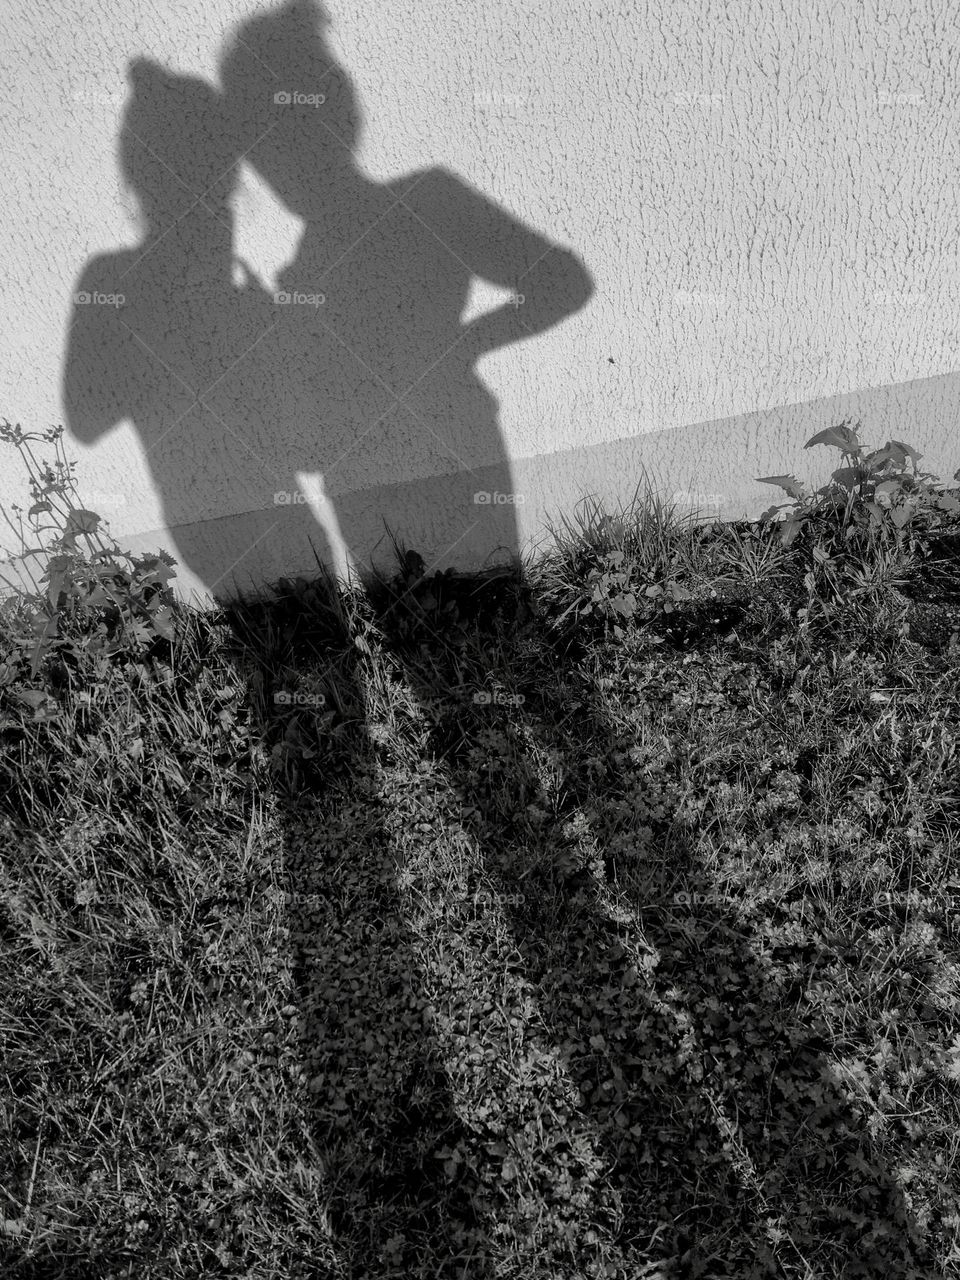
xmin=2 ymin=0 xmax=959 ymax=606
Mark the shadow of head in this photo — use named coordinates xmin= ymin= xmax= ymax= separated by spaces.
xmin=120 ymin=57 xmax=241 ymax=230
xmin=219 ymin=0 xmax=361 ymax=217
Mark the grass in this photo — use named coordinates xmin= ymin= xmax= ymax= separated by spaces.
xmin=2 ymin=462 xmax=960 ymax=1279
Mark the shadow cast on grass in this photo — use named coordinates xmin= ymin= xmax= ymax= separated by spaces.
xmin=223 ymin=583 xmax=499 ymax=1279
xmin=360 ymin=565 xmax=939 ymax=1279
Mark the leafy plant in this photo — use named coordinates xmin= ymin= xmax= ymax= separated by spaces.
xmin=756 ymin=419 xmax=960 ymax=551
xmin=0 ymin=420 xmax=178 ymax=686
xmin=537 ymin=479 xmax=700 ymax=643
xmin=756 ymin=419 xmax=960 ymax=627
xmin=560 ymin=546 xmax=694 ymax=641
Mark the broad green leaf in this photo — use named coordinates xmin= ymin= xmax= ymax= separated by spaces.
xmin=830 ymin=466 xmax=863 ymax=492
xmin=756 ymin=474 xmax=805 ymax=500
xmin=863 ymin=446 xmax=896 ymax=469
xmin=804 ymin=423 xmax=861 ymax=453
xmin=781 ymin=516 xmax=803 ymax=547
xmin=46 ymin=570 xmax=67 ymax=607
xmin=43 ymin=554 xmax=75 ymax=574
xmin=758 ymin=503 xmax=791 ymax=524
xmin=888 ymin=438 xmax=922 ymax=464
xmin=64 ymin=509 xmax=101 ymax=535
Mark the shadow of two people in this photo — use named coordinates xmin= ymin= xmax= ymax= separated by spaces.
xmin=59 ymin=4 xmax=934 ymax=1271
xmin=61 ymin=0 xmax=596 ymax=1270
xmin=63 ymin=0 xmax=594 ymax=600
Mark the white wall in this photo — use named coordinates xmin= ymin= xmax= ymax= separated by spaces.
xmin=2 ymin=0 xmax=959 ymax=606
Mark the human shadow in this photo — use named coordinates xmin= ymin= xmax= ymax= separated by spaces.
xmin=58 ymin=6 xmax=943 ymax=1269
xmin=217 ymin=0 xmax=593 ymax=587
xmin=367 ymin=584 xmax=940 ymax=1275
xmin=61 ymin=56 xmax=311 ymax=602
xmin=220 ymin=575 xmax=502 ymax=1276
xmin=61 ymin=3 xmax=592 ymax=1271
xmin=61 ymin=47 xmax=489 ymax=1280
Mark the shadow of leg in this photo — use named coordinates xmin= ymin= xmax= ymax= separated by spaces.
xmin=362 ymin=566 xmax=937 ymax=1276
xmin=222 ymin=571 xmax=497 ymax=1277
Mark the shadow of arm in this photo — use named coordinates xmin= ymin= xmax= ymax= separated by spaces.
xmin=61 ymin=261 xmax=132 ymax=446
xmin=423 ymin=168 xmax=594 ymax=359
